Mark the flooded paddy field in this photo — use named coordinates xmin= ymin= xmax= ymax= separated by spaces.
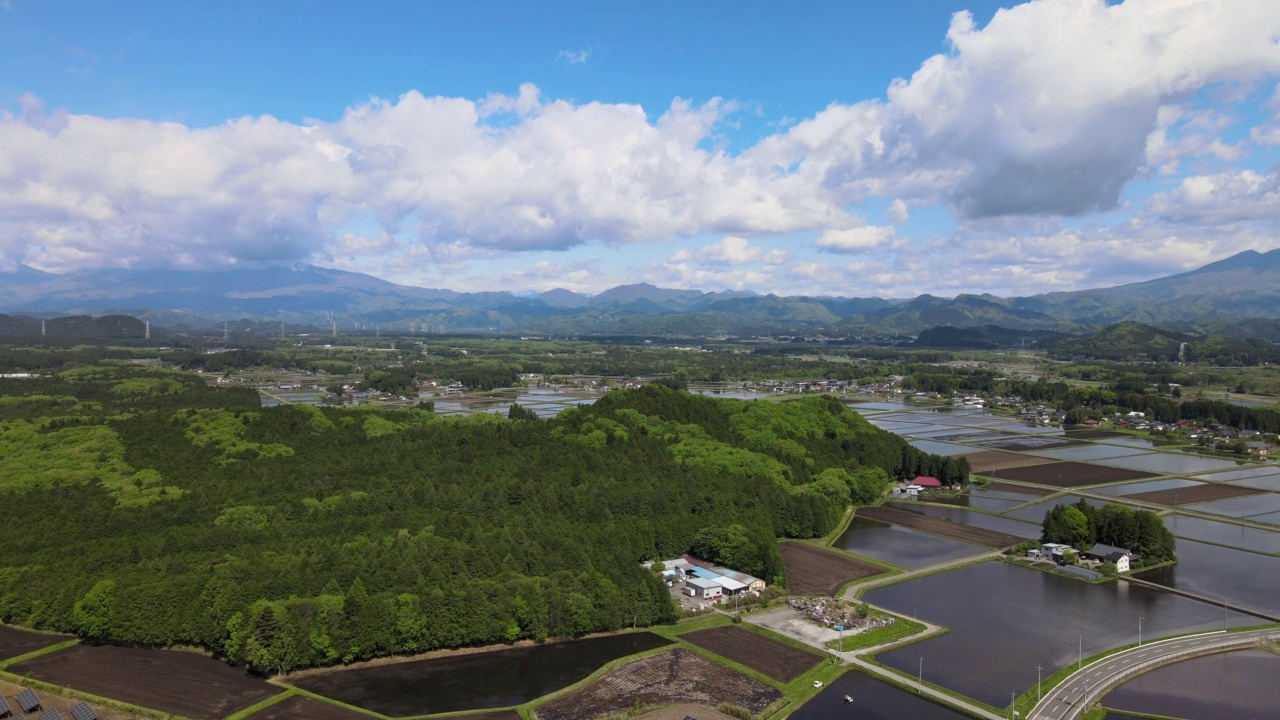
xmin=1224 ymin=473 xmax=1280 ymax=492
xmin=835 ymin=517 xmax=987 ymax=569
xmin=1195 ymin=465 xmax=1279 ymax=483
xmin=1101 ymin=648 xmax=1280 ymax=720
xmin=1030 ymin=445 xmax=1153 ymax=462
xmin=906 ymin=439 xmax=977 ymax=456
xmin=974 ymin=436 xmax=1080 ymax=451
xmin=790 ymin=669 xmax=973 ymax=720
xmin=1135 ymin=539 xmax=1280 ymax=618
xmin=1250 ymin=510 xmax=1280 ymax=525
xmin=1162 ymin=513 xmax=1280 ymax=554
xmin=923 ymin=492 xmax=1025 ymax=512
xmin=1096 ymin=477 xmax=1203 ymax=497
xmin=1003 ymin=494 xmax=1139 ymax=523
xmin=865 ymin=562 xmax=1256 ymax=708
xmin=965 ymin=450 xmax=1055 ymax=473
xmin=886 ymin=502 xmax=1040 ymax=538
xmin=1185 ymin=490 xmax=1280 ymax=518
xmin=292 ymin=632 xmax=672 ymax=717
xmin=1095 ymin=452 xmax=1247 ymax=475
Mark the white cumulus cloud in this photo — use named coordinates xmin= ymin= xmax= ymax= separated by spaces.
xmin=815 ymin=226 xmax=895 ymax=252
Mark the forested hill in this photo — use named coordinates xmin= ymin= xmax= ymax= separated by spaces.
xmin=0 ymin=371 xmax=962 ymax=673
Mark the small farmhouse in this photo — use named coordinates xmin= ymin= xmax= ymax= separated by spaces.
xmin=1084 ymin=542 xmax=1138 ymax=572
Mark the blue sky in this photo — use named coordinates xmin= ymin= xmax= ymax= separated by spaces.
xmin=2 ymin=0 xmax=1280 ymax=297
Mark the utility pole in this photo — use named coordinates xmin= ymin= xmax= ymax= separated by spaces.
xmin=1078 ymin=635 xmax=1082 ymax=672
xmin=1036 ymin=664 xmax=1043 ymax=705
xmin=1138 ymin=615 xmax=1145 ymax=647
xmin=918 ymin=657 xmax=923 ymax=694
xmin=40 ymin=320 xmax=45 ymax=337
xmin=1009 ymin=691 xmax=1015 ymax=720
xmin=144 ymin=321 xmax=150 ymax=340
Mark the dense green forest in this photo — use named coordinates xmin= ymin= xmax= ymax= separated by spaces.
xmin=0 ymin=366 xmax=960 ymax=674
xmin=1041 ymin=500 xmax=1176 ymax=565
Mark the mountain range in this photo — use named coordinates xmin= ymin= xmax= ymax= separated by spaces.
xmin=1 ymin=249 xmax=1279 ymax=338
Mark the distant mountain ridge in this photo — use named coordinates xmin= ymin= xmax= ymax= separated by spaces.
xmin=1 ymin=249 xmax=1278 ymax=336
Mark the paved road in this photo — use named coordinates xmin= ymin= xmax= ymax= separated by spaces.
xmin=1030 ymin=627 xmax=1280 ymax=720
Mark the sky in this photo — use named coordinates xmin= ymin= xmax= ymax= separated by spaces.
xmin=3 ymin=0 xmax=1280 ymax=298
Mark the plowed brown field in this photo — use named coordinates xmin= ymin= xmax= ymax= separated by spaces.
xmin=779 ymin=542 xmax=884 ymax=596
xmin=680 ymin=626 xmax=820 ymax=683
xmin=10 ymin=645 xmax=277 ymax=720
xmin=0 ymin=624 xmax=71 ymax=661
xmin=1125 ymin=483 xmax=1261 ymax=505
xmin=858 ymin=506 xmax=1027 ymax=547
xmin=990 ymin=461 xmax=1154 ymax=488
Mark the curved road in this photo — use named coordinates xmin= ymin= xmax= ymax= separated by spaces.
xmin=1030 ymin=627 xmax=1280 ymax=720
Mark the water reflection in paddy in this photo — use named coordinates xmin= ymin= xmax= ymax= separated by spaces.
xmin=1096 ymin=477 xmax=1203 ymax=497
xmin=1163 ymin=514 xmax=1280 ymax=554
xmin=1031 ymin=445 xmax=1153 ymax=462
xmin=293 ymin=632 xmax=672 ymax=716
xmin=1135 ymin=539 xmax=1280 ymax=618
xmin=1102 ymin=648 xmax=1280 ymax=720
xmin=835 ymin=517 xmax=986 ymax=569
xmin=790 ymin=669 xmax=972 ymax=720
xmin=1185 ymin=491 xmax=1280 ymax=518
xmin=1096 ymin=453 xmax=1247 ymax=475
xmin=866 ymin=562 xmax=1255 ymax=708
xmin=1226 ymin=474 xmax=1280 ymax=492
xmin=1195 ymin=466 xmax=1279 ymax=482
xmin=906 ymin=439 xmax=975 ymax=457
xmin=1003 ymin=494 xmax=1138 ymax=522
xmin=887 ymin=502 xmax=1039 ymax=537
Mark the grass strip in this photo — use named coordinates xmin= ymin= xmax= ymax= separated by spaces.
xmin=825 ymin=614 xmax=926 ymax=653
xmin=0 ymin=639 xmax=78 ymax=671
xmin=223 ymin=689 xmax=298 ymax=720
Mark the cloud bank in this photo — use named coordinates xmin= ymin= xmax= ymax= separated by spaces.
xmin=2 ymin=0 xmax=1280 ymax=295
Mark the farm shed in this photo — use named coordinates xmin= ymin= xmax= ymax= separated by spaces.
xmin=684 ymin=576 xmax=723 ymax=599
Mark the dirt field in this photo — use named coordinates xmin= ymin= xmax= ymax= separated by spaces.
xmin=635 ymin=703 xmax=738 ymax=720
xmin=535 ymin=649 xmax=780 ymax=720
xmin=982 ymin=482 xmax=1056 ymax=497
xmin=245 ymin=695 xmax=373 ymax=720
xmin=0 ymin=680 xmax=130 ymax=720
xmin=990 ymin=461 xmax=1155 ymax=488
xmin=965 ymin=450 xmax=1056 ymax=473
xmin=857 ymin=506 xmax=1030 ymax=547
xmin=778 ymin=542 xmax=884 ymax=596
xmin=0 ymin=624 xmax=71 ymax=661
xmin=680 ymin=626 xmax=820 ymax=683
xmin=10 ymin=645 xmax=278 ymax=720
xmin=1125 ymin=483 xmax=1261 ymax=505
